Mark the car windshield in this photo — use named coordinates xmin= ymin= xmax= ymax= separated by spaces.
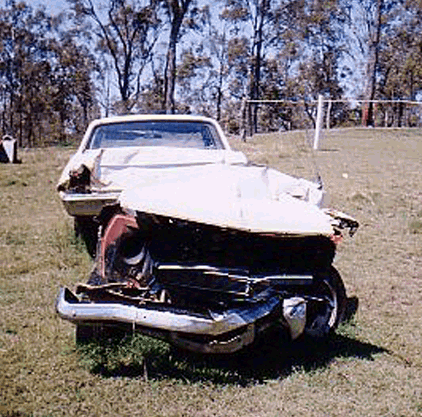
xmin=88 ymin=121 xmax=224 ymax=150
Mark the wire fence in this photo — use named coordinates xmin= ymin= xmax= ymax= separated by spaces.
xmin=240 ymin=98 xmax=422 ymax=140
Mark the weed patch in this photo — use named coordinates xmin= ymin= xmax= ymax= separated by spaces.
xmin=409 ymin=219 xmax=422 ymax=234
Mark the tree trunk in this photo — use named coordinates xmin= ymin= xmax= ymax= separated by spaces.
xmin=216 ymin=64 xmax=224 ymax=121
xmin=363 ymin=0 xmax=382 ymax=127
xmin=250 ymin=0 xmax=268 ymax=134
xmin=163 ymin=30 xmax=178 ymax=114
xmin=163 ymin=1 xmax=191 ymax=114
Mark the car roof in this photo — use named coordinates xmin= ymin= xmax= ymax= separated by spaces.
xmin=90 ymin=114 xmax=218 ymax=126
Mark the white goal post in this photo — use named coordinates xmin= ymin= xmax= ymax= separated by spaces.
xmin=243 ymin=96 xmax=422 ymax=150
xmin=315 ymin=96 xmax=422 ymax=149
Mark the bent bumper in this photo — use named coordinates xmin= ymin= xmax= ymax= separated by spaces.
xmin=55 ymin=287 xmax=281 ymax=353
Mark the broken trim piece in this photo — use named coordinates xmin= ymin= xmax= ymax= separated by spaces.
xmin=324 ymin=208 xmax=359 ymax=236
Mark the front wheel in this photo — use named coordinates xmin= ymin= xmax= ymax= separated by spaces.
xmin=304 ymin=266 xmax=346 ymax=338
xmin=76 ymin=323 xmax=130 ymax=344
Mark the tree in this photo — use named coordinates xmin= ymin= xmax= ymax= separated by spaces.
xmin=376 ymin=2 xmax=422 ymax=125
xmin=176 ymin=48 xmax=212 ymax=113
xmin=286 ymin=1 xmax=344 ymax=127
xmin=221 ymin=0 xmax=277 ymax=134
xmin=207 ymin=23 xmax=229 ymax=121
xmin=49 ymin=36 xmax=97 ymax=137
xmin=174 ymin=6 xmax=238 ymax=119
xmin=220 ymin=0 xmax=323 ymax=135
xmin=67 ymin=0 xmax=161 ymax=112
xmin=0 ymin=0 xmax=34 ymax=144
xmin=340 ymin=0 xmax=408 ymax=125
xmin=137 ymin=57 xmax=165 ymax=113
xmin=161 ymin=0 xmax=196 ymax=113
xmin=0 ymin=1 xmax=97 ymax=146
xmin=362 ymin=0 xmax=382 ymax=126
xmin=177 ymin=8 xmax=230 ymax=120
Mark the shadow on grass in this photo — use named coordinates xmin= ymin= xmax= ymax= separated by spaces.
xmin=77 ymin=329 xmax=386 ymax=386
xmin=76 ymin=298 xmax=386 ymax=386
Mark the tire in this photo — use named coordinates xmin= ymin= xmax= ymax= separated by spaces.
xmin=74 ymin=216 xmax=99 ymax=258
xmin=304 ymin=266 xmax=347 ymax=338
xmin=76 ymin=323 xmax=102 ymax=344
xmin=76 ymin=323 xmax=130 ymax=344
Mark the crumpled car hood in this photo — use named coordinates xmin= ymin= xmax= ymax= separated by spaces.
xmin=58 ymin=145 xmax=334 ymax=236
xmin=58 ymin=147 xmax=247 ymax=192
xmin=119 ymin=164 xmax=332 ymax=236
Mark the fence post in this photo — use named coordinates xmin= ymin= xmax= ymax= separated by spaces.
xmin=240 ymin=98 xmax=248 ymax=141
xmin=326 ymin=99 xmax=332 ymax=130
xmin=313 ymin=94 xmax=324 ymax=150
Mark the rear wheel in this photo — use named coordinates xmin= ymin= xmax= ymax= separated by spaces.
xmin=305 ymin=266 xmax=346 ymax=338
xmin=74 ymin=216 xmax=99 ymax=258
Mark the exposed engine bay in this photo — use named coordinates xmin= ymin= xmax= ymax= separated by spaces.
xmin=57 ymin=207 xmax=357 ymax=354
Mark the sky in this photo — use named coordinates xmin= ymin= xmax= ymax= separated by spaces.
xmin=0 ymin=0 xmax=68 ymax=14
xmin=41 ymin=0 xmax=67 ymax=14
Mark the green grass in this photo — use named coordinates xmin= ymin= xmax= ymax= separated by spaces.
xmin=1 ymin=131 xmax=422 ymax=416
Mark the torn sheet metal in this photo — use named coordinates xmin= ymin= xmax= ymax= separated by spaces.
xmin=58 ymin=148 xmax=330 ymax=235
xmin=283 ymin=297 xmax=307 ymax=340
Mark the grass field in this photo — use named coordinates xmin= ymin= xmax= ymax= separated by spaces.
xmin=1 ymin=128 xmax=421 ymax=416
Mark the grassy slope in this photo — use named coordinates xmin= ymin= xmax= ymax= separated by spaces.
xmin=0 ymin=129 xmax=421 ymax=416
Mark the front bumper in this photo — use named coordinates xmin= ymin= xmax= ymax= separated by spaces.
xmin=59 ymin=191 xmax=120 ymax=217
xmin=55 ymin=287 xmax=281 ymax=353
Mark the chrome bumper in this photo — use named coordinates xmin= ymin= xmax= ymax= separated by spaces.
xmin=55 ymin=287 xmax=280 ymax=353
xmin=59 ymin=191 xmax=120 ymax=217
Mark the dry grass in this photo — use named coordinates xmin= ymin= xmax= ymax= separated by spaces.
xmin=1 ymin=129 xmax=421 ymax=416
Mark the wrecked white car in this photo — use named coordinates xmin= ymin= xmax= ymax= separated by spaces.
xmin=56 ymin=115 xmax=358 ymax=354
xmin=57 ymin=115 xmax=247 ymax=256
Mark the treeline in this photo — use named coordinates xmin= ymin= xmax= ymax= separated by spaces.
xmin=1 ymin=0 xmax=422 ymax=146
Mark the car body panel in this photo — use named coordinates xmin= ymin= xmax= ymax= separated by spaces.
xmin=56 ymin=115 xmax=359 ymax=354
xmin=119 ymin=163 xmax=333 ymax=236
